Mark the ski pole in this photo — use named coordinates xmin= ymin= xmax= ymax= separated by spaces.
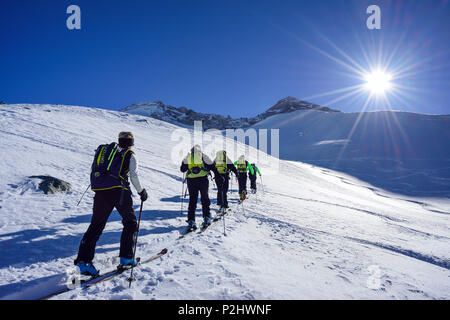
xmin=76 ymin=184 xmax=90 ymax=206
xmin=230 ymin=175 xmax=233 ymax=193
xmin=128 ymin=200 xmax=143 ymax=288
xmin=223 ymin=213 xmax=226 ymax=236
xmin=209 ymin=173 xmax=217 ymax=189
xmin=259 ymin=176 xmax=265 ymax=194
xmin=180 ymin=173 xmax=185 ymax=215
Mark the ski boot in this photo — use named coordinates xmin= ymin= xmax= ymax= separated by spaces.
xmin=76 ymin=261 xmax=99 ymax=277
xmin=202 ymin=216 xmax=213 ymax=228
xmin=187 ymin=220 xmax=197 ymax=231
xmin=118 ymin=257 xmax=139 ymax=271
xmin=251 ymin=188 xmax=256 ymax=194
xmin=220 ymin=205 xmax=229 ymax=214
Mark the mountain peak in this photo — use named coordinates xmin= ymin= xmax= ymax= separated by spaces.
xmin=119 ymin=97 xmax=339 ymax=129
xmin=265 ymin=97 xmax=340 ymax=114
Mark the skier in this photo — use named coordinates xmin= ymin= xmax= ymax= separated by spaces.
xmin=74 ymin=132 xmax=148 ymax=276
xmin=180 ymin=145 xmax=221 ymax=230
xmin=213 ymin=150 xmax=238 ymax=213
xmin=234 ymin=155 xmax=254 ymax=201
xmin=248 ymin=163 xmax=261 ymax=193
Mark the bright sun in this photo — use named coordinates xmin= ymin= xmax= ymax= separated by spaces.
xmin=364 ymin=70 xmax=392 ymax=95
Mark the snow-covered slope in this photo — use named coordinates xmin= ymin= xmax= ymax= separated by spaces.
xmin=252 ymin=109 xmax=450 ymax=197
xmin=0 ymin=104 xmax=449 ymax=300
xmin=121 ymin=98 xmax=450 ymax=197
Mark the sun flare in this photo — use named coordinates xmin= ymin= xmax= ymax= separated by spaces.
xmin=364 ymin=70 xmax=392 ymax=95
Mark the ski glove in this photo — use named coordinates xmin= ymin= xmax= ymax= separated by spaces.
xmin=138 ymin=189 xmax=148 ymax=202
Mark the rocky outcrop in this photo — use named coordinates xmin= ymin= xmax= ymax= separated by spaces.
xmin=29 ymin=176 xmax=71 ymax=195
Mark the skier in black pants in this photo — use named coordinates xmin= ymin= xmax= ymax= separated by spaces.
xmin=248 ymin=163 xmax=261 ymax=193
xmin=180 ymin=145 xmax=221 ymax=230
xmin=234 ymin=155 xmax=254 ymax=201
xmin=74 ymin=132 xmax=148 ymax=276
xmin=213 ymin=150 xmax=238 ymax=213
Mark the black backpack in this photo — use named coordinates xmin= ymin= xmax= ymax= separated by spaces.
xmin=90 ymin=143 xmax=133 ymax=191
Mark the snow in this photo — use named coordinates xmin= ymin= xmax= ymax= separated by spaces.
xmin=252 ymin=109 xmax=450 ymax=197
xmin=0 ymin=104 xmax=449 ymax=300
xmin=315 ymin=139 xmax=350 ymax=146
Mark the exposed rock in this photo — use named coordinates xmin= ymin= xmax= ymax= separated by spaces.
xmin=28 ymin=175 xmax=71 ymax=195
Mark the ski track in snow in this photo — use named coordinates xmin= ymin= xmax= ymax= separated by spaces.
xmin=0 ymin=104 xmax=449 ymax=300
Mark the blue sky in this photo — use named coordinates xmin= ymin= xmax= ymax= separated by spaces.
xmin=1 ymin=0 xmax=449 ymax=116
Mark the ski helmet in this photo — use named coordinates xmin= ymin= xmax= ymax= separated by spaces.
xmin=191 ymin=144 xmax=201 ymax=153
xmin=118 ymin=131 xmax=134 ymax=148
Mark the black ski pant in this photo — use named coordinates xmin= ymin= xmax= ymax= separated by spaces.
xmin=187 ymin=176 xmax=211 ymax=221
xmin=75 ymin=189 xmax=137 ymax=264
xmin=215 ymin=173 xmax=230 ymax=207
xmin=237 ymin=172 xmax=247 ymax=195
xmin=249 ymin=175 xmax=257 ymax=191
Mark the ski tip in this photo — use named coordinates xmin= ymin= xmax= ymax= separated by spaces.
xmin=160 ymin=248 xmax=168 ymax=254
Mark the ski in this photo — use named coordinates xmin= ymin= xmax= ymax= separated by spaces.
xmin=139 ymin=248 xmax=168 ymax=263
xmin=40 ymin=248 xmax=168 ymax=300
xmin=177 ymin=226 xmax=197 ymax=239
xmin=213 ymin=209 xmax=229 ymax=221
xmin=238 ymin=196 xmax=247 ymax=204
xmin=198 ymin=222 xmax=212 ymax=233
xmin=83 ymin=257 xmax=143 ymax=288
xmin=177 ymin=208 xmax=232 ymax=238
xmin=198 ymin=210 xmax=229 ymax=233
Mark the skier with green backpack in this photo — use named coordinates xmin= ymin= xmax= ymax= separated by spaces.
xmin=234 ymin=155 xmax=254 ymax=202
xmin=213 ymin=150 xmax=238 ymax=213
xmin=180 ymin=145 xmax=221 ymax=230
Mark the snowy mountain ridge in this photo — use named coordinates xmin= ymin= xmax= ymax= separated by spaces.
xmin=122 ymin=95 xmax=450 ymax=197
xmin=0 ymin=103 xmax=449 ymax=300
xmin=120 ymin=97 xmax=340 ymax=130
